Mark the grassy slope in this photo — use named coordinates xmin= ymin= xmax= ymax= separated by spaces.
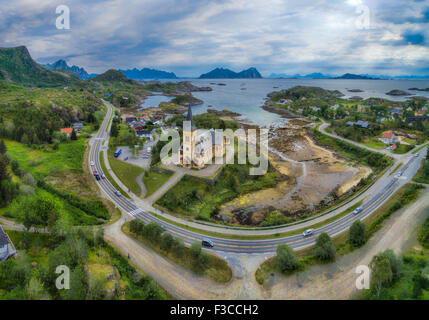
xmin=142 ymin=169 xmax=173 ymax=198
xmin=107 ymin=152 xmax=144 ymax=195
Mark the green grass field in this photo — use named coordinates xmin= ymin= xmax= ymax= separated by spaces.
xmin=99 ymin=152 xmax=130 ymax=199
xmin=392 ymin=144 xmax=414 ymax=154
xmin=4 ymin=137 xmax=85 ymax=179
xmin=108 ymin=152 xmax=144 ymax=195
xmin=362 ymin=137 xmax=387 ymax=150
xmin=142 ymin=169 xmax=173 ymax=198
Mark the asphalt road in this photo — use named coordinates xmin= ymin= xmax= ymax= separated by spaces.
xmin=90 ymin=101 xmax=427 ymax=254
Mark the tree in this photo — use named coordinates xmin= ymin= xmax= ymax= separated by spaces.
xmin=10 ymin=159 xmax=21 ymax=177
xmin=171 ymin=237 xmax=185 ymax=258
xmin=0 ymin=140 xmax=6 ymax=154
xmin=0 ymin=156 xmax=9 ymax=181
xmin=143 ymin=222 xmax=163 ymax=243
xmin=71 ymin=128 xmax=77 ymax=140
xmin=382 ymin=249 xmax=403 ymax=281
xmin=160 ymin=233 xmax=174 ymax=252
xmin=110 ymin=122 xmax=119 ymax=138
xmin=369 ymin=252 xmax=393 ymax=298
xmin=276 ymin=244 xmax=299 ymax=271
xmin=349 ymin=220 xmax=366 ymax=247
xmin=314 ymin=232 xmax=336 ymax=261
xmin=190 ymin=242 xmax=202 ymax=259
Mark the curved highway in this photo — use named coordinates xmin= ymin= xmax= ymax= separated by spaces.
xmin=90 ymin=101 xmax=426 ymax=254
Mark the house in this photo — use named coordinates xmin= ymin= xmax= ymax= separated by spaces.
xmin=140 ymin=115 xmax=150 ymax=122
xmin=132 ymin=122 xmax=145 ymax=131
xmin=330 ymin=104 xmax=339 ymax=111
xmin=355 ymin=120 xmax=369 ymax=128
xmin=125 ymin=116 xmax=138 ymax=125
xmin=0 ymin=226 xmax=15 ymax=263
xmin=153 ymin=114 xmax=164 ymax=120
xmin=379 ymin=131 xmax=398 ymax=145
xmin=60 ymin=128 xmax=73 ymax=137
xmin=72 ymin=122 xmax=84 ymax=131
xmin=311 ymin=106 xmax=321 ymax=112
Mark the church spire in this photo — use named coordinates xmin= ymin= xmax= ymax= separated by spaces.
xmin=186 ymin=105 xmax=196 ymax=130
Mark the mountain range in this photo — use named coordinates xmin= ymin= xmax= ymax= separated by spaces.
xmin=199 ymin=67 xmax=262 ymax=79
xmin=43 ymin=59 xmax=95 ymax=80
xmin=119 ymin=67 xmax=177 ymax=79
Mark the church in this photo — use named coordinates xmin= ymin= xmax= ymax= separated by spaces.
xmin=181 ymin=106 xmax=229 ymax=168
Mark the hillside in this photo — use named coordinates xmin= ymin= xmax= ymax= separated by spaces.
xmin=199 ymin=67 xmax=262 ymax=79
xmin=43 ymin=59 xmax=92 ymax=80
xmin=92 ymin=69 xmax=128 ymax=82
xmin=0 ymin=46 xmax=73 ymax=87
xmin=119 ymin=67 xmax=177 ymax=79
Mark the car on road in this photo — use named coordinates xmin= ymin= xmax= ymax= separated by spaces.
xmin=101 ymin=174 xmax=106 ymax=179
xmin=202 ymin=238 xmax=214 ymax=248
xmin=160 ymin=224 xmax=166 ymax=231
xmin=302 ymin=229 xmax=314 ymax=237
xmin=352 ymin=207 xmax=362 ymax=215
xmin=114 ymin=190 xmax=121 ymax=197
xmin=90 ymin=161 xmax=95 ymax=166
xmin=93 ymin=171 xmax=100 ymax=180
xmin=415 ymin=153 xmax=419 ymax=157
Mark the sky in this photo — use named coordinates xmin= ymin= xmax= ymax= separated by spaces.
xmin=0 ymin=0 xmax=428 ymax=77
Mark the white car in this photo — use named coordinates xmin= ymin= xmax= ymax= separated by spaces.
xmin=414 ymin=153 xmax=419 ymax=157
xmin=302 ymin=229 xmax=314 ymax=237
xmin=114 ymin=190 xmax=121 ymax=197
xmin=90 ymin=161 xmax=95 ymax=166
xmin=352 ymin=207 xmax=362 ymax=215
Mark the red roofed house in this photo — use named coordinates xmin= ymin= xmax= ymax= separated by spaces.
xmin=379 ymin=131 xmax=398 ymax=145
xmin=60 ymin=128 xmax=73 ymax=137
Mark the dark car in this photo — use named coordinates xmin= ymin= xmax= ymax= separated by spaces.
xmin=202 ymin=239 xmax=214 ymax=248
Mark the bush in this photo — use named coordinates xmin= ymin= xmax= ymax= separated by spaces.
xmin=190 ymin=242 xmax=202 ymax=259
xmin=276 ymin=244 xmax=299 ymax=271
xmin=314 ymin=232 xmax=336 ymax=261
xmin=349 ymin=220 xmax=366 ymax=247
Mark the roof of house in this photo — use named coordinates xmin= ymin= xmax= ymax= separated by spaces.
xmin=60 ymin=128 xmax=73 ymax=134
xmin=382 ymin=131 xmax=394 ymax=139
xmin=356 ymin=120 xmax=369 ymax=128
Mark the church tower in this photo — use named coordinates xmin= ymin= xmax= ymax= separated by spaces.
xmin=182 ymin=105 xmax=196 ymax=166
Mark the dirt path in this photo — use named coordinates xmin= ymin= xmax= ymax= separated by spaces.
xmin=136 ymin=172 xmax=147 ymax=198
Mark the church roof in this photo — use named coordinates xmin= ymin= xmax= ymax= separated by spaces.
xmin=186 ymin=105 xmax=196 ymax=131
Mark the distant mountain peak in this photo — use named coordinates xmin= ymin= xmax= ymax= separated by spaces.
xmin=199 ymin=67 xmax=262 ymax=79
xmin=43 ymin=59 xmax=91 ymax=80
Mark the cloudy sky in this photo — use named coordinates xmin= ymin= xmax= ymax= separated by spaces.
xmin=1 ymin=0 xmax=428 ymax=76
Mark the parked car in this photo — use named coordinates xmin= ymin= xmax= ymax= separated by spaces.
xmin=352 ymin=207 xmax=362 ymax=215
xmin=114 ymin=190 xmax=121 ymax=197
xmin=302 ymin=229 xmax=314 ymax=237
xmin=202 ymin=238 xmax=214 ymax=248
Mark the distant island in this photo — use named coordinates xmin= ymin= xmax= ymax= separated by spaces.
xmin=199 ymin=67 xmax=262 ymax=79
xmin=386 ymin=89 xmax=412 ymax=96
xmin=43 ymin=59 xmax=94 ymax=80
xmin=268 ymin=72 xmax=378 ymax=80
xmin=119 ymin=67 xmax=177 ymax=79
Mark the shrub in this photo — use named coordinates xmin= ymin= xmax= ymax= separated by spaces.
xmin=314 ymin=232 xmax=336 ymax=261
xmin=276 ymin=244 xmax=299 ymax=271
xmin=349 ymin=220 xmax=366 ymax=247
